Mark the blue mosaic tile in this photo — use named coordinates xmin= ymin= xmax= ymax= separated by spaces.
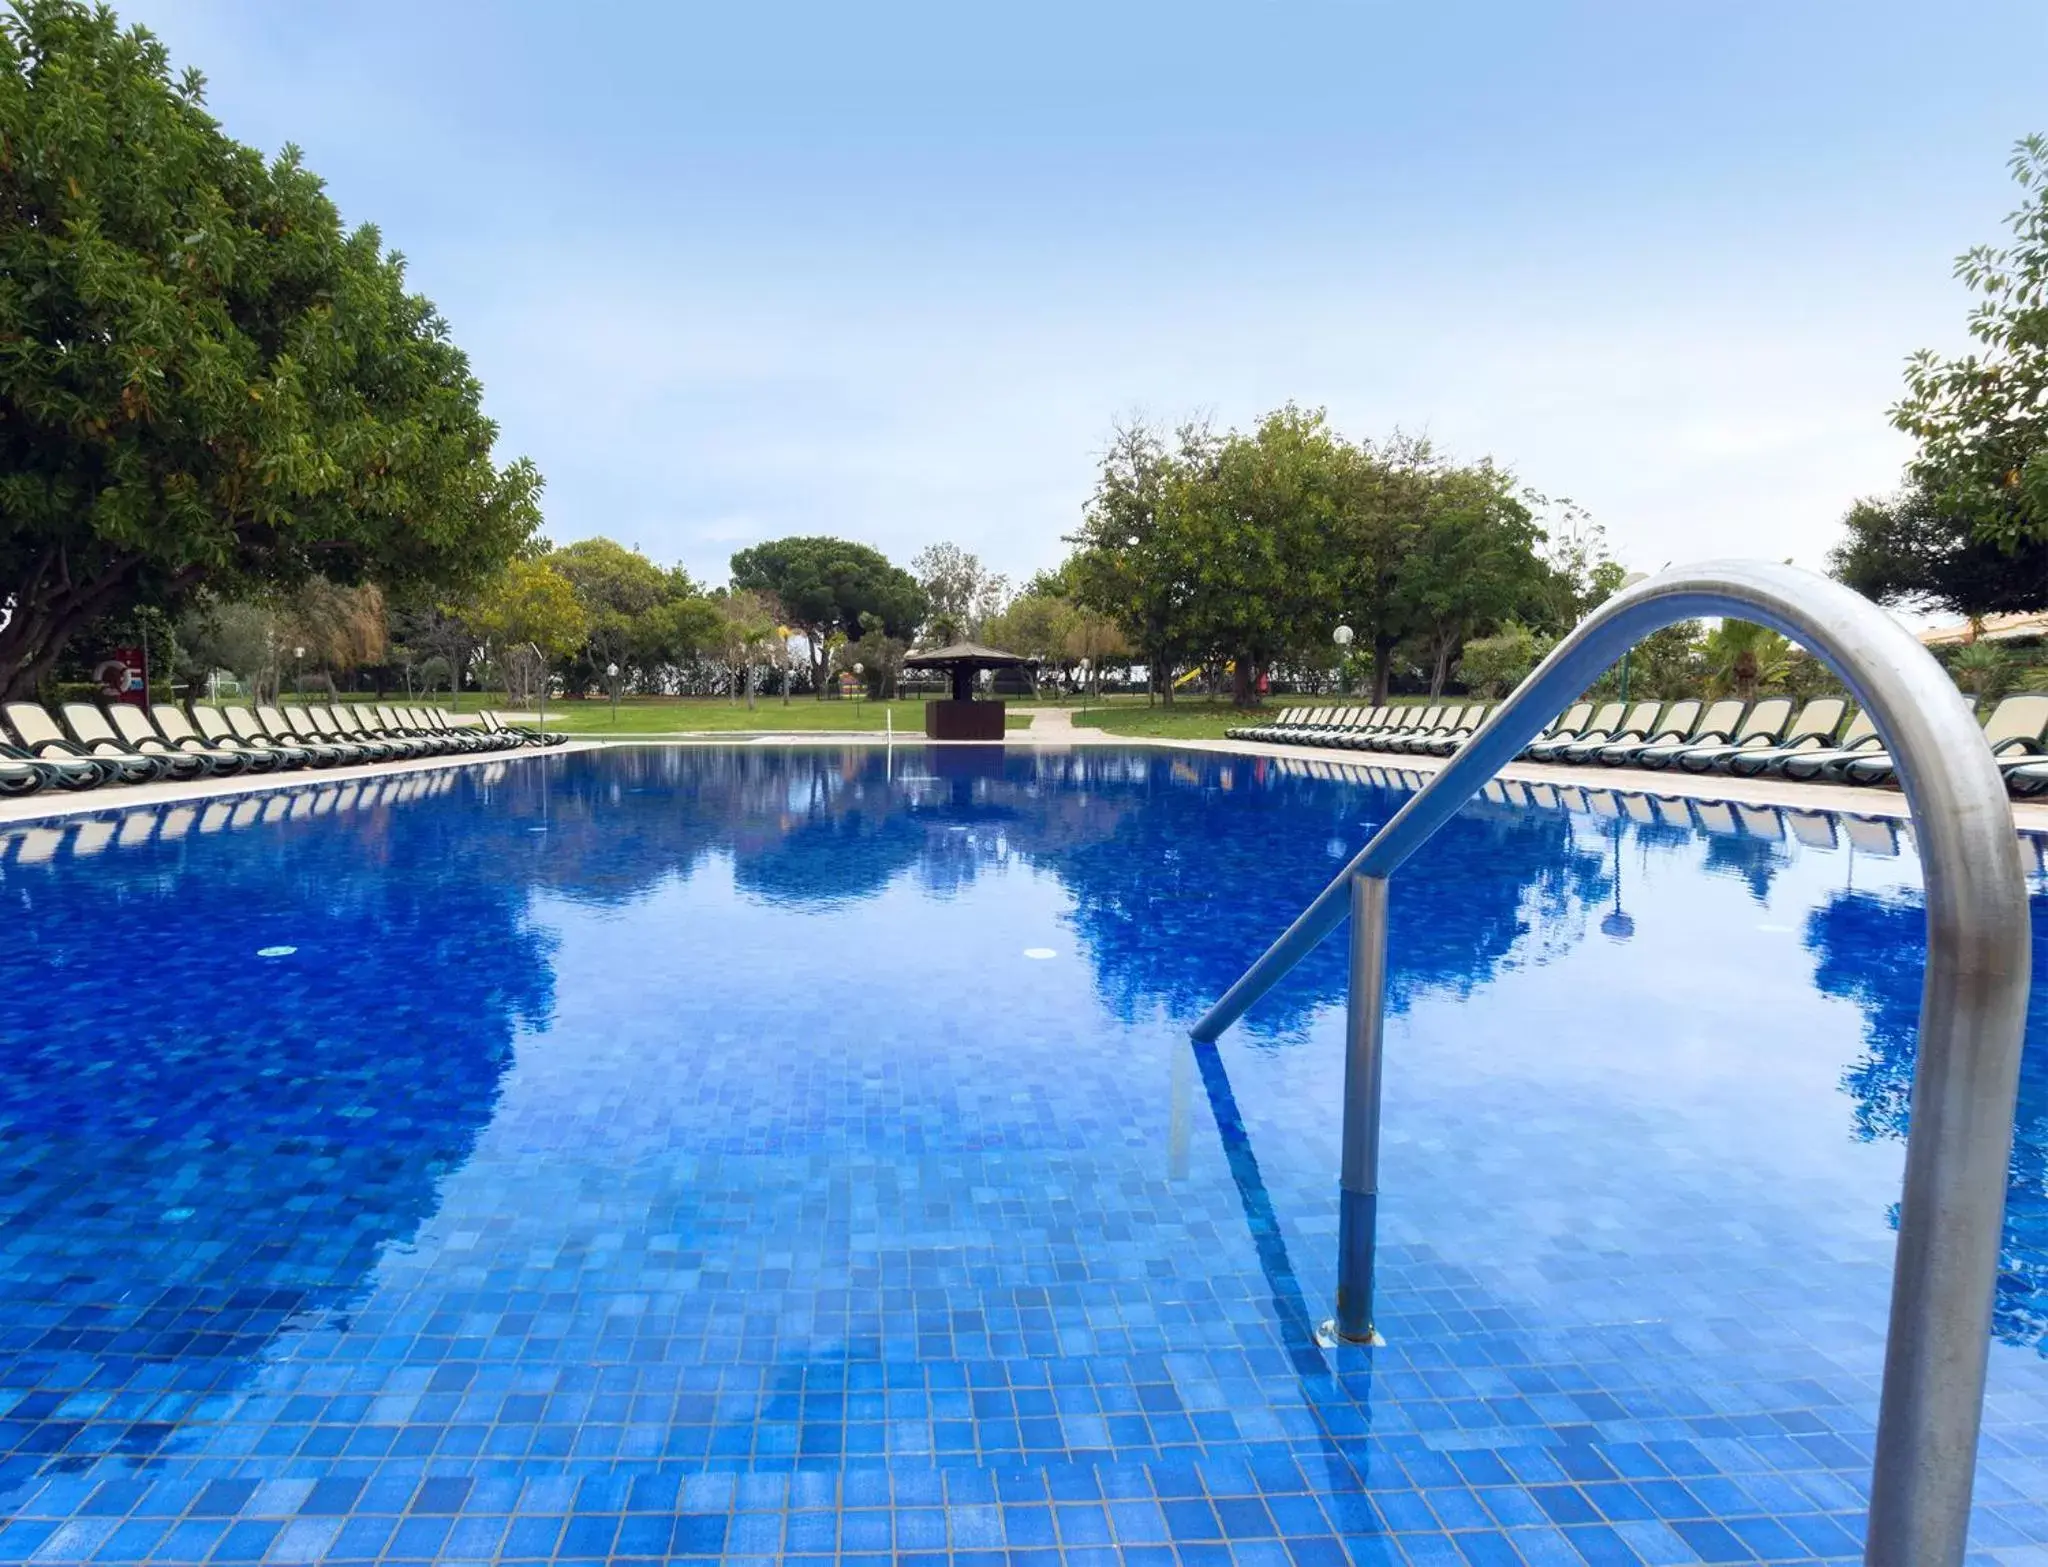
xmin=0 ymin=748 xmax=2044 ymax=1563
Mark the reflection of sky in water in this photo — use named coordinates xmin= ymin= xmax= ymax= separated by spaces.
xmin=0 ymin=748 xmax=2043 ymax=1561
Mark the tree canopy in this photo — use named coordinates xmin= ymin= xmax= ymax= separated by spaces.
xmin=1892 ymin=135 xmax=2048 ymax=553
xmin=1065 ymin=409 xmax=1571 ymax=704
xmin=0 ymin=0 xmax=540 ymax=699
xmin=1829 ymin=481 xmax=2048 ymax=618
xmin=728 ymin=536 xmax=924 ymax=693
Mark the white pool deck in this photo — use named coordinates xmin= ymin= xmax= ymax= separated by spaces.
xmin=2 ymin=707 xmax=2044 ymax=835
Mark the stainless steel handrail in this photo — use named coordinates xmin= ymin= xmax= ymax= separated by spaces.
xmin=1191 ymin=560 xmax=2029 ymax=1567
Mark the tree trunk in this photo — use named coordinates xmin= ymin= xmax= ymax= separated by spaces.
xmin=1428 ymin=640 xmax=1452 ymax=698
xmin=745 ymin=666 xmax=756 ymax=711
xmin=1371 ymin=637 xmax=1396 ymax=706
xmin=1231 ymin=658 xmax=1257 ymax=708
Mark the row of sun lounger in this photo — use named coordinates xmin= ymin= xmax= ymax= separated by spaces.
xmin=1266 ymin=750 xmax=1942 ymax=852
xmin=1231 ymin=694 xmax=2048 ymax=797
xmin=0 ymin=698 xmax=565 ymax=797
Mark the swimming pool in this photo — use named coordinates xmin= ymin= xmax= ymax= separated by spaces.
xmin=1 ymin=745 xmax=2044 ymax=1566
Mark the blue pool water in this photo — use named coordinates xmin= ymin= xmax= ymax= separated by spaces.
xmin=1 ymin=745 xmax=2045 ymax=1567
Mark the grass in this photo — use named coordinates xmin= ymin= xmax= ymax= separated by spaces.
xmin=325 ymin=695 xmax=1034 ymax=735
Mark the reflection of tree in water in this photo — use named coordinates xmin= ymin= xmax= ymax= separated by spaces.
xmin=505 ymin=747 xmax=1142 ymax=912
xmin=1807 ymin=888 xmax=2048 ymax=1354
xmin=0 ymin=792 xmax=549 ymax=1498
xmin=1700 ymin=829 xmax=1789 ymax=902
xmin=1026 ymin=755 xmax=1610 ymax=1036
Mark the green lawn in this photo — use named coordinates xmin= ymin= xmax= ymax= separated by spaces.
xmin=377 ymin=696 xmax=1031 ymax=735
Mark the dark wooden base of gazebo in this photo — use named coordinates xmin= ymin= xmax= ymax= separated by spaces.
xmin=924 ymin=699 xmax=1006 ymax=741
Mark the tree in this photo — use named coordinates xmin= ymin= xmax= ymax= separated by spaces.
xmin=1892 ymin=135 xmax=2048 ymax=552
xmin=1948 ymin=641 xmax=2014 ymax=702
xmin=1068 ymin=420 xmax=1212 ymax=705
xmin=466 ymin=559 xmax=585 ymax=706
xmin=277 ymin=579 xmax=387 ymax=692
xmin=1387 ymin=460 xmax=1548 ymax=696
xmin=1701 ymin=620 xmax=1790 ymax=702
xmin=1828 ymin=482 xmax=2048 ymax=619
xmin=912 ymin=543 xmax=1008 ymax=644
xmin=727 ymin=536 xmax=924 ymax=697
xmin=1185 ymin=406 xmax=1353 ymax=706
xmin=174 ymin=597 xmax=277 ymax=700
xmin=547 ymin=538 xmax=667 ymax=694
xmin=712 ymin=589 xmax=777 ymax=708
xmin=0 ymin=1 xmax=542 ymax=700
xmin=1457 ymin=621 xmax=1554 ymax=699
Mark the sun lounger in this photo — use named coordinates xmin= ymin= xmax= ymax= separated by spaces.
xmin=1674 ymin=697 xmax=1795 ymax=773
xmin=378 ymin=705 xmax=461 ymax=754
xmin=1776 ymin=710 xmax=1883 ymax=781
xmin=256 ymin=705 xmax=351 ymax=766
xmin=77 ymin=703 xmax=212 ymax=780
xmin=1722 ymin=699 xmax=1850 ymax=778
xmin=1516 ymin=702 xmax=1595 ymax=761
xmin=1528 ymin=701 xmax=1624 ymax=763
xmin=215 ymin=706 xmax=318 ymax=768
xmin=1229 ymin=705 xmax=1305 ymax=742
xmin=1557 ymin=700 xmax=1662 ymax=764
xmin=2 ymin=702 xmax=134 ymax=786
xmin=1847 ymin=693 xmax=2048 ymax=788
xmin=1374 ymin=704 xmax=1444 ymax=754
xmin=49 ymin=702 xmax=185 ymax=781
xmin=0 ymin=752 xmax=44 ymax=796
xmin=1340 ymin=706 xmax=1426 ymax=751
xmin=438 ymin=707 xmax=520 ymax=751
xmin=1418 ymin=703 xmax=1494 ymax=757
xmin=276 ymin=705 xmax=371 ymax=764
xmin=124 ymin=704 xmax=252 ymax=775
xmin=1594 ymin=699 xmax=1703 ymax=767
xmin=1294 ymin=706 xmax=1363 ymax=745
xmin=1630 ymin=699 xmax=1746 ymax=771
xmin=303 ymin=705 xmax=396 ymax=761
xmin=190 ymin=705 xmax=296 ymax=770
xmin=1385 ymin=704 xmax=1459 ymax=755
xmin=320 ymin=704 xmax=411 ymax=759
xmin=417 ymin=707 xmax=491 ymax=752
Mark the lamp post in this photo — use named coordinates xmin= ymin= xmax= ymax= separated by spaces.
xmin=1333 ymin=624 xmax=1355 ymax=697
xmin=606 ymin=662 xmax=620 ymax=727
xmin=293 ymin=645 xmax=305 ymax=701
xmin=531 ymin=642 xmax=548 ymax=742
xmin=853 ymin=662 xmax=865 ymax=723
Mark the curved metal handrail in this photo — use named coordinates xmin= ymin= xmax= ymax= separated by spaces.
xmin=1192 ymin=560 xmax=2029 ymax=1567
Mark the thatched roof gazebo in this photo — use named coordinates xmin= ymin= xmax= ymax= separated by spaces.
xmin=902 ymin=641 xmax=1032 ymax=740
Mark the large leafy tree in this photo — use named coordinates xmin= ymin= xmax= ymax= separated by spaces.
xmin=539 ymin=538 xmax=716 ymax=695
xmin=727 ymin=535 xmax=924 ymax=696
xmin=1386 ymin=458 xmax=1547 ymax=697
xmin=1067 ymin=419 xmax=1215 ymax=704
xmin=0 ymin=1 xmax=541 ymax=700
xmin=1892 ymin=136 xmax=2048 ymax=553
xmin=911 ymin=541 xmax=1008 ymax=644
xmin=1829 ymin=481 xmax=2048 ymax=619
xmin=466 ymin=557 xmax=585 ymax=703
xmin=1186 ymin=406 xmax=1353 ymax=706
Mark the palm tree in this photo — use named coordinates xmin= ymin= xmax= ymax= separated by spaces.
xmin=1701 ymin=619 xmax=1790 ymax=702
xmin=1949 ymin=640 xmax=2012 ymax=701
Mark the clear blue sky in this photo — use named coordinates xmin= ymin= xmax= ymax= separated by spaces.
xmin=125 ymin=1 xmax=2048 ymax=594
